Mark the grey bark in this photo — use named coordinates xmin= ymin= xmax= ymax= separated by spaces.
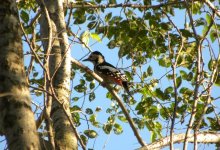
xmin=39 ymin=0 xmax=77 ymax=149
xmin=139 ymin=132 xmax=220 ymax=150
xmin=0 ymin=0 xmax=40 ymax=149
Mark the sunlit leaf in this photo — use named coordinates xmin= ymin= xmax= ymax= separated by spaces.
xmin=84 ymin=130 xmax=98 ymax=138
xmin=103 ymin=123 xmax=113 ymax=134
xmin=80 ymin=30 xmax=90 ymax=47
xmin=91 ymin=33 xmax=102 ymax=42
xmin=113 ymin=123 xmax=123 ymax=134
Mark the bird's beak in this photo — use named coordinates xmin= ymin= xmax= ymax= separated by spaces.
xmin=83 ymin=58 xmax=90 ymax=61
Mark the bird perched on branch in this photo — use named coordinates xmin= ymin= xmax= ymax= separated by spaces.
xmin=83 ymin=51 xmax=132 ymax=97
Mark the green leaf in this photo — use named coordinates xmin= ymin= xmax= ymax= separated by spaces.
xmin=87 ymin=21 xmax=97 ymax=30
xmin=89 ymin=92 xmax=96 ymax=101
xmin=89 ymin=82 xmax=95 ymax=89
xmin=150 ymin=131 xmax=157 ymax=142
xmin=89 ymin=114 xmax=100 ymax=127
xmin=155 ymin=88 xmax=164 ymax=100
xmin=95 ymin=0 xmax=101 ymax=3
xmin=206 ymin=107 xmax=214 ymax=114
xmin=84 ymin=130 xmax=98 ymax=138
xmin=180 ymin=87 xmax=193 ymax=96
xmin=103 ymin=123 xmax=113 ymax=134
xmin=134 ymin=118 xmax=145 ymax=129
xmin=95 ymin=107 xmax=102 ymax=112
xmin=180 ymin=70 xmax=187 ymax=80
xmin=194 ymin=18 xmax=206 ymax=27
xmin=73 ymin=10 xmax=86 ymax=24
xmin=80 ymin=79 xmax=85 ymax=85
xmin=159 ymin=56 xmax=171 ymax=67
xmin=180 ymin=29 xmax=192 ymax=38
xmin=118 ymin=115 xmax=127 ymax=123
xmin=215 ymin=75 xmax=220 ymax=86
xmin=84 ymin=73 xmax=94 ymax=81
xmin=89 ymin=114 xmax=96 ymax=122
xmin=164 ymin=86 xmax=173 ymax=94
xmin=202 ymin=25 xmax=208 ymax=35
xmin=70 ymin=105 xmax=81 ymax=112
xmin=207 ymin=117 xmax=220 ymax=130
xmin=74 ymin=84 xmax=87 ymax=93
xmin=186 ymin=72 xmax=193 ymax=81
xmin=208 ymin=60 xmax=214 ymax=71
xmin=71 ymin=112 xmax=80 ymax=126
xmin=147 ymin=66 xmax=153 ymax=76
xmin=206 ymin=14 xmax=212 ymax=25
xmin=210 ymin=30 xmax=217 ymax=43
xmin=113 ymin=123 xmax=123 ymax=135
xmin=80 ymin=134 xmax=88 ymax=145
xmin=105 ymin=12 xmax=112 ymax=22
xmin=176 ymin=76 xmax=182 ymax=89
xmin=109 ymin=0 xmax=116 ymax=4
xmin=107 ymin=40 xmax=117 ymax=49
xmin=160 ymin=108 xmax=169 ymax=120
xmin=90 ymin=33 xmax=101 ymax=42
xmin=192 ymin=1 xmax=202 ymax=14
xmin=108 ymin=115 xmax=115 ymax=124
xmin=20 ymin=10 xmax=29 ymax=23
xmin=148 ymin=106 xmax=159 ymax=119
xmin=85 ymin=108 xmax=93 ymax=115
xmin=72 ymin=97 xmax=79 ymax=102
xmin=80 ymin=30 xmax=90 ymax=47
xmin=87 ymin=15 xmax=96 ymax=21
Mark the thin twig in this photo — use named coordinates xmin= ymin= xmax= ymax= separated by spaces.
xmin=194 ymin=12 xmax=218 ymax=146
xmin=183 ymin=1 xmax=202 ymax=149
xmin=163 ymin=10 xmax=185 ymax=150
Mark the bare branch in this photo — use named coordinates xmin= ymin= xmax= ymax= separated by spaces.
xmin=183 ymin=1 xmax=203 ymax=149
xmin=140 ymin=132 xmax=220 ymax=150
xmin=193 ymin=12 xmax=216 ymax=148
xmin=67 ymin=1 xmax=187 ymax=9
xmin=204 ymin=0 xmax=220 ymax=18
xmin=163 ymin=10 xmax=185 ymax=150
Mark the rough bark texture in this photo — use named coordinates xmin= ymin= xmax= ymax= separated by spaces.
xmin=39 ymin=0 xmax=77 ymax=149
xmin=0 ymin=0 xmax=40 ymax=149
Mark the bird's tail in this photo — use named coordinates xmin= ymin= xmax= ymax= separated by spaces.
xmin=122 ymin=81 xmax=133 ymax=98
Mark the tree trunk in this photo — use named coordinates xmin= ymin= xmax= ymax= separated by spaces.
xmin=0 ymin=0 xmax=40 ymax=149
xmin=39 ymin=0 xmax=77 ymax=149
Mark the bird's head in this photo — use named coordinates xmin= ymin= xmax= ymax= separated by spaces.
xmin=83 ymin=51 xmax=105 ymax=65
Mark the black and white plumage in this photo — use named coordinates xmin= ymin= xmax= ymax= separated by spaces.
xmin=83 ymin=51 xmax=131 ymax=96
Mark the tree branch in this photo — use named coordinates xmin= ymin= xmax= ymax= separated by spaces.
xmin=204 ymin=0 xmax=220 ymax=18
xmin=139 ymin=132 xmax=220 ymax=150
xmin=71 ymin=58 xmax=146 ymax=147
xmin=193 ymin=12 xmax=216 ymax=148
xmin=67 ymin=1 xmax=189 ymax=9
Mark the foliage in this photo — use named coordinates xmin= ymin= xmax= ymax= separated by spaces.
xmin=13 ymin=0 xmax=220 ymax=149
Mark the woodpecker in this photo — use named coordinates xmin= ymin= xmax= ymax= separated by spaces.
xmin=83 ymin=51 xmax=132 ymax=96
